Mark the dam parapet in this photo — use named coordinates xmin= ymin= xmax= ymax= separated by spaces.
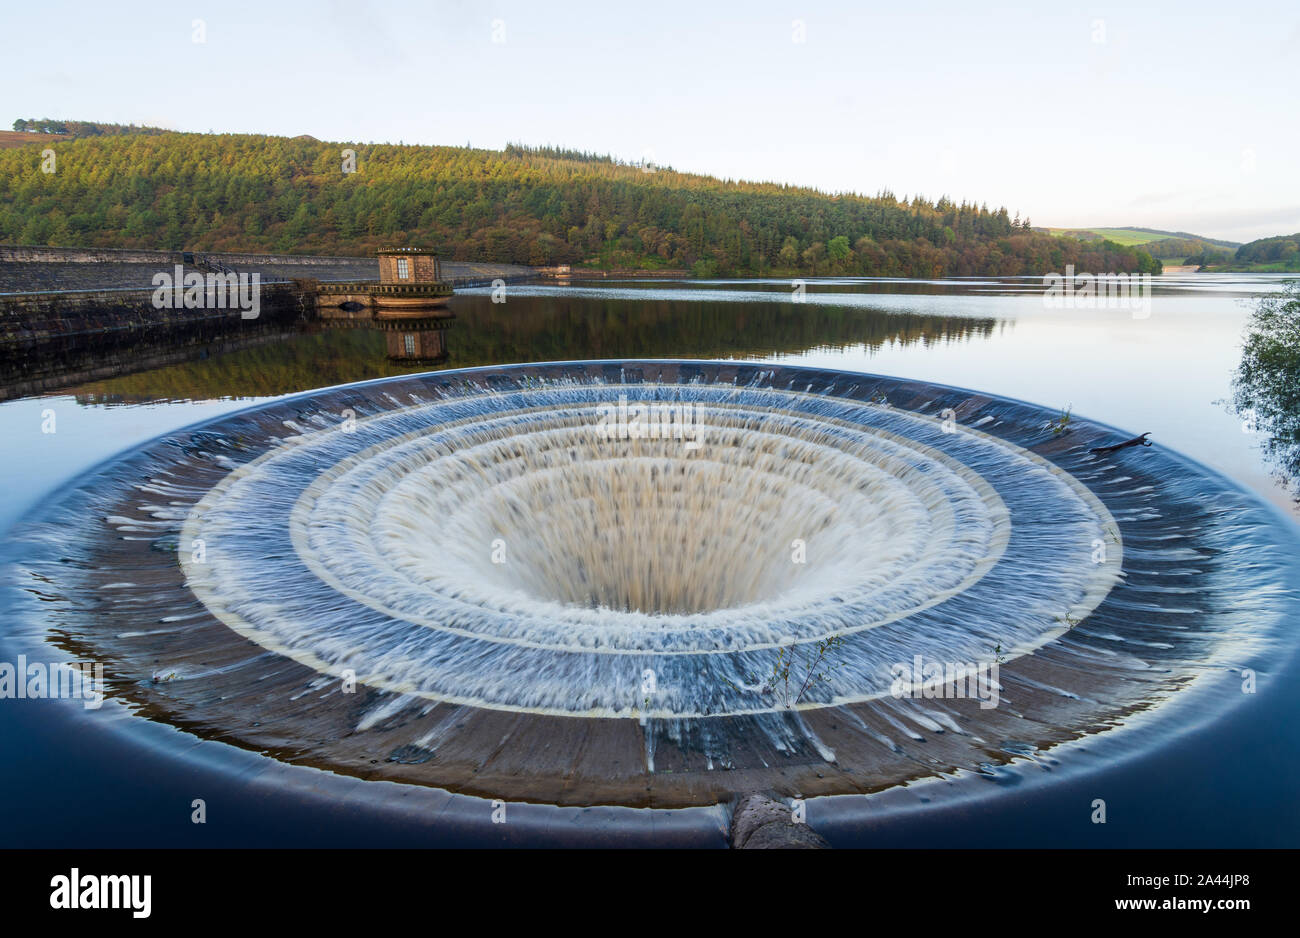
xmin=0 ymin=244 xmax=533 ymax=294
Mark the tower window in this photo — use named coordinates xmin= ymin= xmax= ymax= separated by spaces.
xmin=396 ymin=258 xmax=410 ymax=279
xmin=404 ymin=334 xmax=416 ymax=355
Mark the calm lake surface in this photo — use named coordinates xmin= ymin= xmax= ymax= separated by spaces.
xmin=4 ymin=274 xmax=1297 ymax=530
xmin=2 ymin=273 xmax=1298 ymax=847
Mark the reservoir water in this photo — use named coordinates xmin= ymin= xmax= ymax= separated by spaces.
xmin=2 ymin=273 xmax=1297 ymax=847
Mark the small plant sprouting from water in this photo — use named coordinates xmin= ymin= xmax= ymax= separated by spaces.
xmin=1055 ymin=610 xmax=1084 ymax=630
xmin=1046 ymin=404 xmax=1074 ymax=437
xmin=727 ymin=636 xmax=847 ymax=708
xmin=774 ymin=636 xmax=847 ymax=707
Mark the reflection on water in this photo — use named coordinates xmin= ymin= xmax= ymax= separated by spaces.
xmin=67 ymin=290 xmax=1000 ymax=404
xmin=5 ymin=273 xmax=1295 ymax=527
xmin=1230 ymin=280 xmax=1300 ymax=502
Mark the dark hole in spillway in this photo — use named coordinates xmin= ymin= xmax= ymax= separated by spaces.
xmin=7 ymin=360 xmax=1298 ymax=808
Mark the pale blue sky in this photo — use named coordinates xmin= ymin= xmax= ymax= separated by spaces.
xmin=4 ymin=0 xmax=1297 ymax=242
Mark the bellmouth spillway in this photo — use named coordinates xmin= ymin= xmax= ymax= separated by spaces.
xmin=8 ymin=360 xmax=1297 ymax=808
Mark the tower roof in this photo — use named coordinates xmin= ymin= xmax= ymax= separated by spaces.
xmin=377 ymin=246 xmax=439 ymax=256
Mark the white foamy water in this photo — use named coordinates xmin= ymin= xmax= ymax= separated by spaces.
xmin=178 ymin=382 xmax=1121 ymax=718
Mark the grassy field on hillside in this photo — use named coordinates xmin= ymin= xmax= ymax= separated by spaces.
xmin=1047 ymin=227 xmax=1174 ymax=246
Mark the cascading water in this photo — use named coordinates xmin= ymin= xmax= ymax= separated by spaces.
xmin=7 ymin=360 xmax=1297 ymax=808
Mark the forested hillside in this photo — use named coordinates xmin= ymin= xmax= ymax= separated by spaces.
xmin=0 ymin=126 xmax=1162 ymax=277
xmin=1233 ymin=233 xmax=1300 ymax=269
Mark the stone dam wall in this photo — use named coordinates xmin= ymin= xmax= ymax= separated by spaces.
xmin=0 ymin=245 xmax=534 ymax=293
xmin=0 ymin=283 xmax=310 ymax=401
xmin=0 ymin=247 xmax=538 ymax=399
